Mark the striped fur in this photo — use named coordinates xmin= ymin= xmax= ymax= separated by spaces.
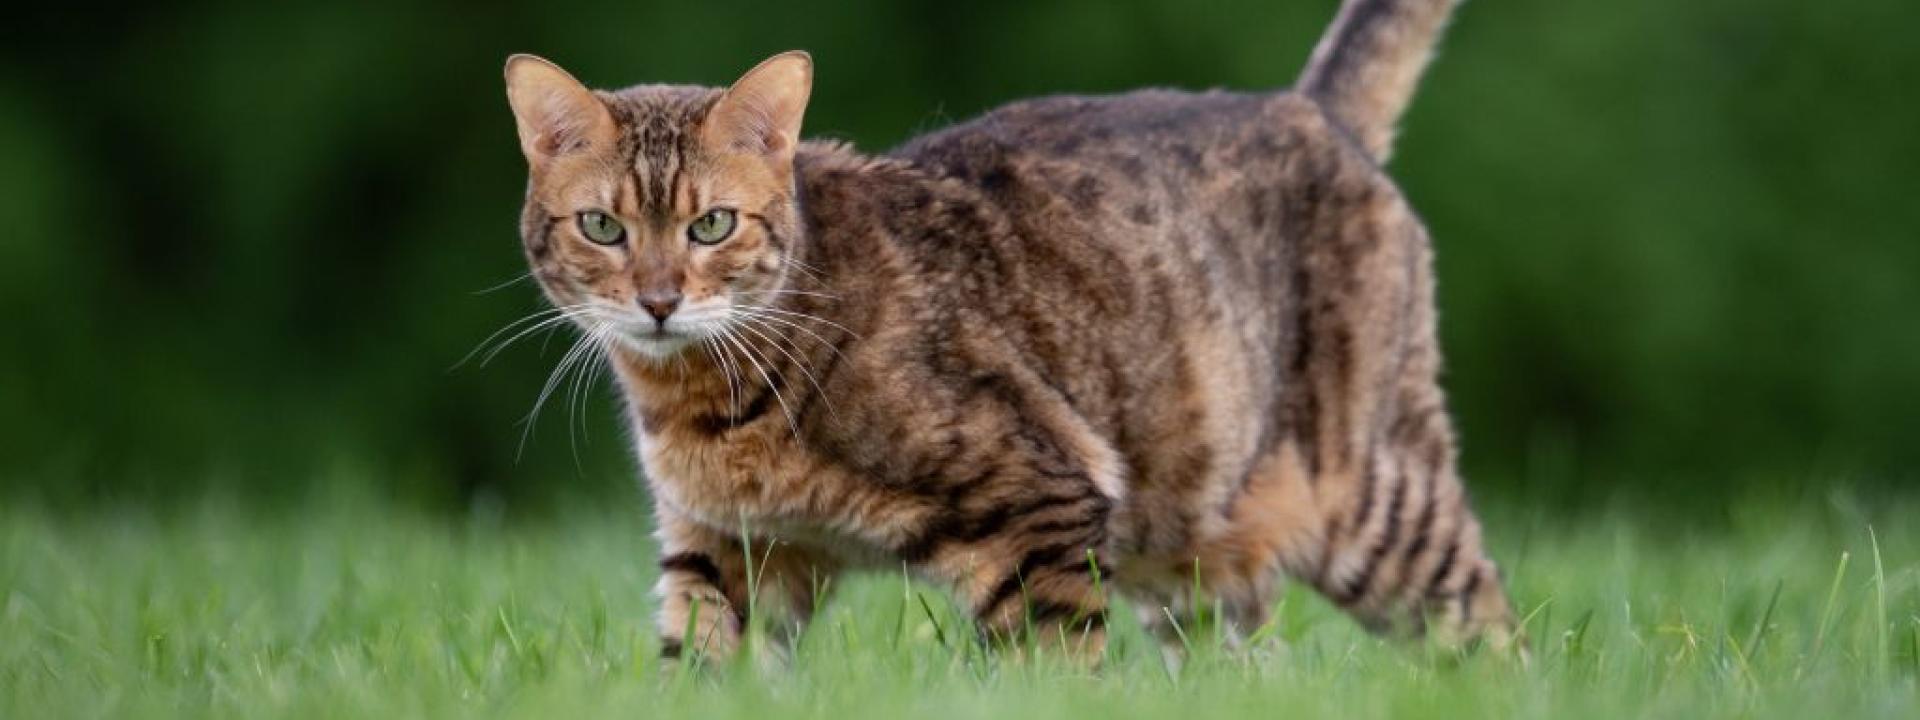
xmin=502 ymin=4 xmax=1511 ymax=664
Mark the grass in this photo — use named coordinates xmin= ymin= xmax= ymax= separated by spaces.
xmin=2 ymin=488 xmax=1916 ymax=719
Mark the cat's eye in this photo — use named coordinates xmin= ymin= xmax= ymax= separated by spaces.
xmin=577 ymin=210 xmax=625 ymax=246
xmin=688 ymin=209 xmax=737 ymax=245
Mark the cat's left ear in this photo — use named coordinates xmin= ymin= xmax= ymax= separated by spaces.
xmin=703 ymin=51 xmax=812 ymax=163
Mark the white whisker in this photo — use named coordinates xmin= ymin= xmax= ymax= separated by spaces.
xmin=778 ymin=257 xmax=827 ymax=286
xmin=783 ymin=255 xmax=828 ymax=282
xmin=734 ymin=304 xmax=862 ymax=340
xmin=731 ymin=314 xmax=838 ymax=422
xmin=717 ymin=327 xmax=801 ymax=444
xmin=470 ymin=271 xmax=533 ymax=296
xmin=454 ymin=303 xmax=596 ymax=369
xmin=729 ymin=307 xmax=853 ymax=364
xmin=696 ymin=337 xmax=731 ymax=416
xmin=484 ymin=307 xmax=604 ymax=367
xmin=518 ymin=320 xmax=611 ymax=461
xmin=742 ymin=288 xmax=841 ymax=301
xmin=565 ymin=324 xmax=614 ymax=466
xmin=706 ymin=334 xmax=743 ymax=417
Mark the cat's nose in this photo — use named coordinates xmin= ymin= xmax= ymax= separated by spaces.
xmin=637 ymin=292 xmax=682 ymax=324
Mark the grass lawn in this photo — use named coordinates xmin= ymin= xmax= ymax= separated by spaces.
xmin=4 ymin=487 xmax=1916 ymax=719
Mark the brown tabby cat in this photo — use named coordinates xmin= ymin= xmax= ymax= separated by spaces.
xmin=503 ymin=0 xmax=1513 ymax=661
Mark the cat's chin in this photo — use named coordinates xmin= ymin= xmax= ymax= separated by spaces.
xmin=615 ymin=333 xmax=695 ymax=362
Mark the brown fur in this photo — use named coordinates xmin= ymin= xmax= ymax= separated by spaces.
xmin=503 ymin=0 xmax=1511 ymax=663
xmin=1298 ymin=0 xmax=1461 ymax=161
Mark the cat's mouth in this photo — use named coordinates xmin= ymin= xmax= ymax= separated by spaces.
xmin=616 ymin=328 xmax=695 ymax=359
xmin=610 ymin=314 xmax=717 ymax=360
xmin=630 ymin=326 xmax=677 ymax=340
xmin=603 ymin=303 xmax=732 ymax=360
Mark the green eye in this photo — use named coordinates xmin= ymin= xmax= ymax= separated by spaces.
xmin=577 ymin=210 xmax=625 ymax=245
xmin=688 ymin=209 xmax=737 ymax=245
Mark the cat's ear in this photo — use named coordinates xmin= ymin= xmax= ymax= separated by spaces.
xmin=504 ymin=54 xmax=616 ymax=164
xmin=703 ymin=51 xmax=812 ymax=162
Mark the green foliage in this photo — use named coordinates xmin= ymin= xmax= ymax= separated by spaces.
xmin=0 ymin=1 xmax=1916 ymax=504
xmin=3 ymin=489 xmax=1917 ymax=718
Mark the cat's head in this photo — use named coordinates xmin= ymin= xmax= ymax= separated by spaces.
xmin=505 ymin=52 xmax=811 ymax=361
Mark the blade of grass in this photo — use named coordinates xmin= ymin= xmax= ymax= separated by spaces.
xmin=1085 ymin=549 xmax=1107 ymax=657
xmin=1869 ymin=525 xmax=1887 ymax=679
xmin=1564 ymin=608 xmax=1594 ymax=664
xmin=1725 ymin=632 xmax=1758 ymax=691
xmin=1159 ymin=606 xmax=1192 ymax=686
xmin=892 ymin=563 xmax=911 ymax=650
xmin=1086 ymin=549 xmax=1104 ymax=602
xmin=1514 ymin=597 xmax=1553 ymax=657
xmin=1742 ymin=579 xmax=1783 ymax=661
xmin=682 ymin=597 xmax=705 ymax=673
xmin=1243 ymin=595 xmax=1286 ymax=648
xmin=1909 ymin=616 xmax=1918 ymax=676
xmin=1162 ymin=607 xmax=1193 ymax=653
xmin=496 ymin=605 xmax=523 ymax=658
xmin=1811 ymin=551 xmax=1851 ymax=661
xmin=915 ymin=592 xmax=950 ymax=651
xmin=737 ymin=516 xmax=772 ymax=658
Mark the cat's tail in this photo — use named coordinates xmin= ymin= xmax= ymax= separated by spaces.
xmin=1295 ymin=0 xmax=1461 ymax=163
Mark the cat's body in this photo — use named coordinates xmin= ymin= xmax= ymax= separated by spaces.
xmin=505 ymin=0 xmax=1512 ymax=660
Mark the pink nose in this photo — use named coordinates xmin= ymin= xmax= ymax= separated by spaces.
xmin=637 ymin=293 xmax=681 ymax=324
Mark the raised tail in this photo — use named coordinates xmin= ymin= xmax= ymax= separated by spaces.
xmin=1296 ymin=0 xmax=1461 ymax=163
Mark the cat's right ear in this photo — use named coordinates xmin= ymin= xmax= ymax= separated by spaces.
xmin=504 ymin=55 xmax=616 ymax=165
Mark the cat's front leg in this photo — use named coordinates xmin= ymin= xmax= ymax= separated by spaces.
xmin=653 ymin=510 xmax=750 ymax=663
xmin=653 ymin=509 xmax=840 ymax=665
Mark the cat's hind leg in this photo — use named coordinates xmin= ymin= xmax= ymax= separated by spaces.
xmin=1308 ymin=403 xmax=1517 ymax=648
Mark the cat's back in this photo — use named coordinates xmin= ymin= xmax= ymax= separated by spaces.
xmin=890 ymin=88 xmax=1361 ymax=213
xmin=887 ymin=88 xmax=1382 ymax=261
xmin=893 ymin=88 xmax=1270 ymax=163
xmin=877 ymin=87 xmax=1394 ymax=332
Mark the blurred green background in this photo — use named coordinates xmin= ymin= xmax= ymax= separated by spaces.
xmin=2 ymin=0 xmax=1915 ymax=513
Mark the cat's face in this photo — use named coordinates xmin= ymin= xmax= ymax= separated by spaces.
xmin=506 ymin=53 xmax=811 ymax=360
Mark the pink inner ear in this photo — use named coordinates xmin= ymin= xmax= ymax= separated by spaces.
xmin=742 ymin=88 xmax=785 ymax=153
xmin=540 ymin=131 xmax=588 ymax=157
xmin=712 ymin=83 xmax=800 ymax=157
xmin=517 ymin=80 xmax=605 ymax=159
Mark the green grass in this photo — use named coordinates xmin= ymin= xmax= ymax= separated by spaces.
xmin=3 ymin=490 xmax=1916 ymax=719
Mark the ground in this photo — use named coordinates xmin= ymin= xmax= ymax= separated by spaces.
xmin=4 ymin=486 xmax=1916 ymax=719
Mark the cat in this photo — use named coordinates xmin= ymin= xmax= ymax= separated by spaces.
xmin=502 ymin=0 xmax=1514 ymax=662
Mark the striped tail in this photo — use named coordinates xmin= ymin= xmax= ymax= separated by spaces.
xmin=1296 ymin=0 xmax=1462 ymax=163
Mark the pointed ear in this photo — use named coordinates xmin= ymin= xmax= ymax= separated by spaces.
xmin=703 ymin=51 xmax=812 ymax=161
xmin=504 ymin=54 xmax=616 ymax=164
